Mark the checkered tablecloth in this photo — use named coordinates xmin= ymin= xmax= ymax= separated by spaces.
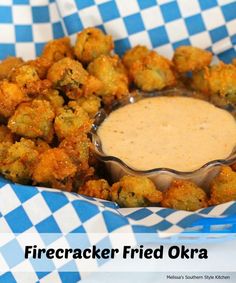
xmin=0 ymin=1 xmax=236 ymax=282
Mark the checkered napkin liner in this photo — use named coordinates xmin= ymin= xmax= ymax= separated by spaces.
xmin=0 ymin=0 xmax=236 ymax=282
xmin=1 ymin=178 xmax=236 ymax=282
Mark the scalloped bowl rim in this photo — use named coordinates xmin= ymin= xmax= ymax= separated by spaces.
xmin=90 ymin=88 xmax=236 ymax=178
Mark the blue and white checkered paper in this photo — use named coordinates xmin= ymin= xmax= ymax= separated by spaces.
xmin=0 ymin=0 xmax=236 ymax=282
xmin=1 ymin=178 xmax=236 ymax=282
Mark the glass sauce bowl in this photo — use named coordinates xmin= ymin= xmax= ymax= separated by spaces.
xmin=90 ymin=88 xmax=236 ymax=191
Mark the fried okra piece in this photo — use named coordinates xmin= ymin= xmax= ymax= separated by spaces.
xmin=54 ymin=102 xmax=91 ymax=140
xmin=209 ymin=166 xmax=236 ymax=206
xmin=129 ymin=51 xmax=176 ymax=92
xmin=0 ymin=138 xmax=39 ymax=184
xmin=208 ymin=63 xmax=236 ymax=101
xmin=161 ymin=180 xmax=208 ymax=211
xmin=191 ymin=63 xmax=236 ymax=102
xmin=0 ymin=125 xmax=14 ymax=143
xmin=172 ymin=46 xmax=212 ymax=73
xmin=0 ymin=56 xmax=24 ymax=80
xmin=9 ymin=64 xmax=39 ymax=85
xmin=36 ymin=88 xmax=64 ymax=114
xmin=59 ymin=133 xmax=90 ymax=171
xmin=8 ymin=99 xmax=55 ymax=142
xmin=27 ymin=57 xmax=53 ymax=79
xmin=32 ymin=148 xmax=77 ymax=191
xmin=74 ymin=27 xmax=113 ymax=64
xmin=0 ymin=80 xmax=27 ymax=118
xmin=111 ymin=175 xmax=162 ymax=207
xmin=0 ymin=142 xmax=11 ymax=164
xmin=9 ymin=64 xmax=52 ymax=97
xmin=33 ymin=139 xmax=51 ymax=154
xmin=78 ymin=179 xmax=111 ymax=200
xmin=191 ymin=68 xmax=210 ymax=95
xmin=76 ymin=95 xmax=101 ymax=117
xmin=41 ymin=37 xmax=74 ymax=63
xmin=47 ymin=57 xmax=102 ymax=99
xmin=87 ymin=55 xmax=129 ymax=104
xmin=122 ymin=45 xmax=150 ymax=69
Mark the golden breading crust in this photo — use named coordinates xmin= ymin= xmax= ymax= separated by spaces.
xmin=8 ymin=99 xmax=55 ymax=142
xmin=172 ymin=46 xmax=212 ymax=73
xmin=0 ymin=56 xmax=24 ymax=80
xmin=161 ymin=179 xmax=208 ymax=211
xmin=41 ymin=37 xmax=74 ymax=63
xmin=35 ymin=88 xmax=64 ymax=114
xmin=59 ymin=133 xmax=91 ymax=171
xmin=74 ymin=27 xmax=113 ymax=64
xmin=32 ymin=148 xmax=77 ymax=191
xmin=208 ymin=63 xmax=236 ymax=99
xmin=33 ymin=139 xmax=51 ymax=154
xmin=87 ymin=54 xmax=129 ymax=104
xmin=0 ymin=142 xmax=11 ymax=164
xmin=0 ymin=138 xmax=39 ymax=184
xmin=54 ymin=101 xmax=92 ymax=140
xmin=78 ymin=179 xmax=111 ymax=200
xmin=111 ymin=175 xmax=162 ymax=207
xmin=129 ymin=51 xmax=176 ymax=92
xmin=9 ymin=64 xmax=52 ymax=97
xmin=47 ymin=57 xmax=102 ymax=99
xmin=0 ymin=125 xmax=14 ymax=143
xmin=191 ymin=68 xmax=211 ymax=95
xmin=191 ymin=63 xmax=236 ymax=101
xmin=9 ymin=64 xmax=39 ymax=86
xmin=27 ymin=57 xmax=53 ymax=79
xmin=122 ymin=45 xmax=150 ymax=70
xmin=209 ymin=166 xmax=236 ymax=206
xmin=75 ymin=95 xmax=101 ymax=117
xmin=0 ymin=80 xmax=27 ymax=118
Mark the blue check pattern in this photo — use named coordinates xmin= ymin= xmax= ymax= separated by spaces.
xmin=0 ymin=1 xmax=236 ymax=282
xmin=1 ymin=179 xmax=236 ymax=282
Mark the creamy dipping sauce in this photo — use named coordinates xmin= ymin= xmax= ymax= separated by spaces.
xmin=98 ymin=96 xmax=236 ymax=171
